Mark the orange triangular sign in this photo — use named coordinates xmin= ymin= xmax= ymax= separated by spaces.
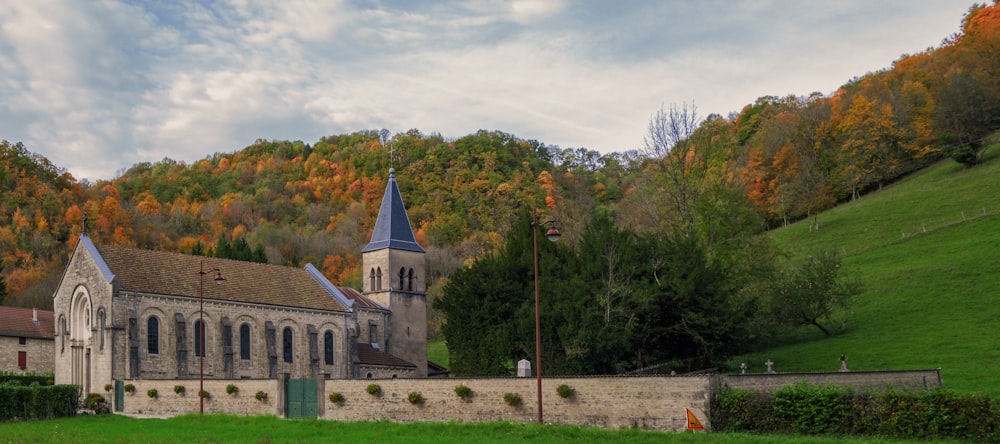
xmin=686 ymin=408 xmax=705 ymax=430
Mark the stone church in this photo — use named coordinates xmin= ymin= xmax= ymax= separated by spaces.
xmin=52 ymin=169 xmax=428 ymax=394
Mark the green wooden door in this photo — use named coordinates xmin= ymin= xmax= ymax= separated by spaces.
xmin=286 ymin=378 xmax=317 ymax=418
xmin=114 ymin=380 xmax=124 ymax=412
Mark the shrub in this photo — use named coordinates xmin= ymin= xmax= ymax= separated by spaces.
xmin=711 ymin=385 xmax=1000 ymax=442
xmin=174 ymin=385 xmax=185 ymax=395
xmin=0 ymin=385 xmax=79 ymax=420
xmin=199 ymin=390 xmax=210 ymax=399
xmin=454 ymin=385 xmax=472 ymax=400
xmin=407 ymin=391 xmax=424 ymax=405
xmin=226 ymin=384 xmax=238 ymax=395
xmin=147 ymin=388 xmax=158 ymax=398
xmin=556 ymin=384 xmax=574 ymax=399
xmin=772 ymin=382 xmax=849 ymax=435
xmin=124 ymin=383 xmax=135 ymax=394
xmin=104 ymin=384 xmax=113 ymax=392
xmin=504 ymin=392 xmax=522 ymax=407
xmin=366 ymin=383 xmax=382 ymax=396
xmin=0 ymin=372 xmax=55 ymax=386
xmin=255 ymin=391 xmax=267 ymax=401
xmin=84 ymin=393 xmax=110 ymax=414
xmin=329 ymin=392 xmax=344 ymax=404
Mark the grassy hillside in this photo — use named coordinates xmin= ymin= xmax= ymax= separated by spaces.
xmin=735 ymin=145 xmax=1000 ymax=395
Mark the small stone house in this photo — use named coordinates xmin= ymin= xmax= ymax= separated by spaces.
xmin=52 ymin=169 xmax=427 ymax=394
xmin=0 ymin=306 xmax=54 ymax=374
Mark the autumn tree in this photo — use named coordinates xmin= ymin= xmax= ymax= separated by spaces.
xmin=934 ymin=2 xmax=1000 ymax=166
xmin=0 ymin=264 xmax=7 ymax=305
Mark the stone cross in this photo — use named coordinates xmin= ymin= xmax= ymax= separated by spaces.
xmin=839 ymin=354 xmax=849 ymax=372
xmin=740 ymin=362 xmax=747 ymax=375
xmin=765 ymin=359 xmax=775 ymax=374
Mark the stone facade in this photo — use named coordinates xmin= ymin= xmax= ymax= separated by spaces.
xmin=0 ymin=336 xmax=53 ymax=374
xmin=719 ymin=369 xmax=944 ymax=392
xmin=111 ymin=370 xmax=942 ymax=431
xmin=115 ymin=379 xmax=280 ymax=416
xmin=322 ymin=376 xmax=712 ymax=430
xmin=0 ymin=306 xmax=55 ymax=374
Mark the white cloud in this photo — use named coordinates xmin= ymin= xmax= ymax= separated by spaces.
xmin=0 ymin=0 xmax=977 ymax=180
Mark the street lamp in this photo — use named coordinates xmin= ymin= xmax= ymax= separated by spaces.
xmin=532 ymin=211 xmax=560 ymax=424
xmin=199 ymin=261 xmax=225 ymax=414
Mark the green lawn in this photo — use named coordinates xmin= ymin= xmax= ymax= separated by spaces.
xmin=733 ymin=145 xmax=1000 ymax=395
xmin=427 ymin=338 xmax=449 ymax=369
xmin=0 ymin=414 xmax=965 ymax=443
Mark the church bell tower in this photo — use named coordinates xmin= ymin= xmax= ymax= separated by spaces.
xmin=362 ymin=168 xmax=427 ymax=376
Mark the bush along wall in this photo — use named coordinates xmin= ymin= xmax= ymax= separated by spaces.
xmin=0 ymin=384 xmax=79 ymax=421
xmin=0 ymin=372 xmax=55 ymax=386
xmin=712 ymin=383 xmax=1000 ymax=442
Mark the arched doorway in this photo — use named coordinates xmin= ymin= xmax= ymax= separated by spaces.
xmin=70 ymin=287 xmax=93 ymax=394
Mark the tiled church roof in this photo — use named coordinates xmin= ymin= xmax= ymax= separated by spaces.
xmin=356 ymin=343 xmax=416 ymax=368
xmin=0 ymin=306 xmax=54 ymax=339
xmin=96 ymin=243 xmax=349 ymax=312
xmin=362 ymin=168 xmax=425 ymax=253
xmin=336 ymin=286 xmax=385 ymax=310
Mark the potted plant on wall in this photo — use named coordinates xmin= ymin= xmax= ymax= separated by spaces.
xmin=329 ymin=392 xmax=344 ymax=405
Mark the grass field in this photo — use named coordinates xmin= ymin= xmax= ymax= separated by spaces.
xmin=732 ymin=145 xmax=1000 ymax=395
xmin=0 ymin=414 xmax=967 ymax=443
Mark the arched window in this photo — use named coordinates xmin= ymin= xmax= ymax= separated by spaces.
xmin=98 ymin=309 xmax=106 ymax=350
xmin=147 ymin=317 xmax=159 ymax=355
xmin=240 ymin=323 xmax=251 ymax=360
xmin=407 ymin=268 xmax=414 ymax=291
xmin=282 ymin=327 xmax=293 ymax=363
xmin=399 ymin=267 xmax=406 ymax=290
xmin=194 ymin=320 xmax=205 ymax=357
xmin=369 ymin=268 xmax=375 ymax=292
xmin=323 ymin=331 xmax=334 ymax=365
xmin=375 ymin=267 xmax=382 ymax=290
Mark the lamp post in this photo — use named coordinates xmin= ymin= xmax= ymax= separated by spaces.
xmin=532 ymin=211 xmax=561 ymax=424
xmin=198 ymin=261 xmax=225 ymax=414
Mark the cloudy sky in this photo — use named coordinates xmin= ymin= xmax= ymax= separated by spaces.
xmin=0 ymin=1 xmax=976 ymax=181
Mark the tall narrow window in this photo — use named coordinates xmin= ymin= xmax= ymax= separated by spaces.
xmin=369 ymin=269 xmax=375 ymax=292
xmin=147 ymin=317 xmax=159 ymax=354
xmin=194 ymin=320 xmax=205 ymax=357
xmin=282 ymin=327 xmax=293 ymax=363
xmin=240 ymin=323 xmax=251 ymax=360
xmin=18 ymin=351 xmax=26 ymax=370
xmin=407 ymin=268 xmax=414 ymax=291
xmin=323 ymin=331 xmax=334 ymax=365
xmin=98 ymin=309 xmax=106 ymax=350
xmin=399 ymin=267 xmax=405 ymax=290
xmin=375 ymin=267 xmax=382 ymax=290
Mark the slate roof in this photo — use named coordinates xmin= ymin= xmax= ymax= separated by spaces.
xmin=337 ymin=286 xmax=385 ymax=310
xmin=0 ymin=306 xmax=54 ymax=339
xmin=95 ymin=242 xmax=349 ymax=312
xmin=362 ymin=168 xmax=425 ymax=253
xmin=356 ymin=343 xmax=416 ymax=368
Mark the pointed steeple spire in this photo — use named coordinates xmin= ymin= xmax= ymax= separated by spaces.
xmin=363 ymin=168 xmax=424 ymax=253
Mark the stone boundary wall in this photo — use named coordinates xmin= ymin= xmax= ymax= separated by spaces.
xmin=719 ymin=369 xmax=943 ymax=393
xmin=322 ymin=376 xmax=712 ymax=431
xmin=117 ymin=379 xmax=280 ymax=416
xmin=107 ymin=369 xmax=941 ymax=431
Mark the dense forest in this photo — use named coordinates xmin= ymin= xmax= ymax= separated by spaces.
xmin=2 ymin=3 xmax=998 ymax=372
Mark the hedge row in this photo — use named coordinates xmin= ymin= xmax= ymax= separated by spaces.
xmin=0 ymin=385 xmax=79 ymax=421
xmin=0 ymin=372 xmax=54 ymax=386
xmin=713 ymin=382 xmax=1000 ymax=442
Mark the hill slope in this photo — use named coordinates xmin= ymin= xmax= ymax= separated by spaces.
xmin=736 ymin=145 xmax=1000 ymax=395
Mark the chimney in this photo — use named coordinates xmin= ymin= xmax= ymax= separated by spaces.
xmin=32 ymin=307 xmax=38 ymax=322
